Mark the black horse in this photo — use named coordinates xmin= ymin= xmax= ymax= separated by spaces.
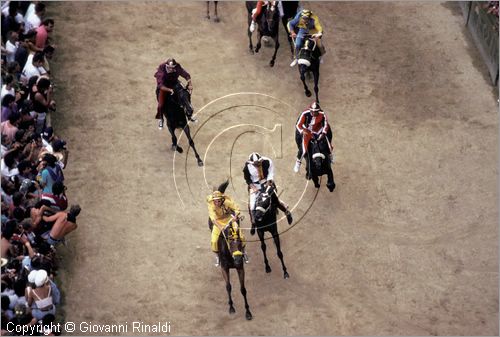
xmin=250 ymin=184 xmax=290 ymax=279
xmin=280 ymin=1 xmax=299 ymax=58
xmin=305 ymin=132 xmax=335 ymax=192
xmin=246 ymin=1 xmax=280 ymax=67
xmin=297 ymin=36 xmax=321 ymax=102
xmin=162 ymin=82 xmax=203 ymax=166
xmin=210 ymin=180 xmax=253 ymax=320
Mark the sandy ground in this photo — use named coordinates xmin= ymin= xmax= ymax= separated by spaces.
xmin=46 ymin=1 xmax=498 ymax=335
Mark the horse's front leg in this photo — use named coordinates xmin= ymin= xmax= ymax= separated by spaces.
xmin=257 ymin=229 xmax=271 ymax=273
xmin=255 ymin=29 xmax=262 ymax=53
xmin=271 ymin=230 xmax=289 ymax=279
xmin=183 ymin=125 xmax=203 ymax=166
xmin=237 ymin=268 xmax=252 ymax=320
xmin=299 ymin=65 xmax=312 ymax=97
xmin=166 ymin=121 xmax=183 ymax=153
xmin=248 ymin=19 xmax=254 ymax=54
xmin=205 ymin=1 xmax=210 ymax=19
xmin=326 ymin=166 xmax=335 ymax=192
xmin=270 ymin=34 xmax=279 ymax=67
xmin=220 ymin=267 xmax=235 ymax=314
xmin=213 ymin=1 xmax=219 ymax=22
xmin=313 ymin=66 xmax=320 ymax=103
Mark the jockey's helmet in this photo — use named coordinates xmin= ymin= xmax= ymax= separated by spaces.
xmin=165 ymin=58 xmax=177 ymax=69
xmin=301 ymin=9 xmax=312 ymax=18
xmin=310 ymin=101 xmax=321 ymax=112
xmin=248 ymin=152 xmax=262 ymax=164
xmin=212 ymin=190 xmax=224 ymax=200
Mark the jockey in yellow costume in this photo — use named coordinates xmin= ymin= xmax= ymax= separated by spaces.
xmin=207 ymin=190 xmax=248 ymax=266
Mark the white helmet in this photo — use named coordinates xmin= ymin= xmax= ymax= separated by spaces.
xmin=248 ymin=152 xmax=262 ymax=164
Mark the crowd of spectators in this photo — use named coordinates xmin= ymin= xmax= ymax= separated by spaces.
xmin=1 ymin=1 xmax=79 ymax=335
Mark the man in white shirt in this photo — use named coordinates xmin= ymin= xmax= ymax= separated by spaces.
xmin=5 ymin=31 xmax=19 ymax=64
xmin=20 ymin=52 xmax=47 ymax=84
xmin=24 ymin=2 xmax=45 ymax=33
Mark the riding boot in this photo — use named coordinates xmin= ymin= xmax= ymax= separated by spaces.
xmin=243 ymin=247 xmax=250 ymax=264
xmin=274 ymin=195 xmax=293 ymax=225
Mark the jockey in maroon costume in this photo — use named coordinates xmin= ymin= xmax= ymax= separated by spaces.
xmin=154 ymin=58 xmax=193 ymax=129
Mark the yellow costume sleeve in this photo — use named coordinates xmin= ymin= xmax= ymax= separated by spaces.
xmin=311 ymin=14 xmax=323 ymax=34
xmin=223 ymin=196 xmax=240 ymax=216
xmin=211 ymin=225 xmax=221 ymax=252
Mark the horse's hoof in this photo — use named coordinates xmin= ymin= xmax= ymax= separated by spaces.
xmin=305 ymin=91 xmax=312 ymax=97
xmin=327 ymin=183 xmax=336 ymax=192
xmin=197 ymin=159 xmax=204 ymax=167
xmin=246 ymin=311 xmax=253 ymax=320
xmin=269 ymin=60 xmax=275 ymax=67
xmin=213 ymin=16 xmax=220 ymax=23
xmin=265 ymin=265 xmax=272 ymax=273
xmin=250 ymin=228 xmax=255 ymax=236
xmin=284 ymin=272 xmax=290 ymax=279
xmin=229 ymin=307 xmax=235 ymax=314
xmin=249 ymin=48 xmax=254 ymax=55
xmin=314 ymin=183 xmax=320 ymax=188
xmin=205 ymin=15 xmax=210 ymax=20
xmin=175 ymin=146 xmax=183 ymax=153
xmin=255 ymin=47 xmax=260 ymax=53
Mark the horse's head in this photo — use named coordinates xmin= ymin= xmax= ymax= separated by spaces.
xmin=173 ymin=82 xmax=194 ymax=118
xmin=264 ymin=2 xmax=279 ymax=32
xmin=223 ymin=220 xmax=245 ymax=267
xmin=254 ymin=184 xmax=275 ymax=222
xmin=309 ymin=136 xmax=328 ymax=171
xmin=298 ymin=38 xmax=318 ymax=68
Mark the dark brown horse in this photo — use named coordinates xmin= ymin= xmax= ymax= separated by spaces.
xmin=162 ymin=82 xmax=203 ymax=166
xmin=210 ymin=180 xmax=252 ymax=320
xmin=246 ymin=1 xmax=280 ymax=67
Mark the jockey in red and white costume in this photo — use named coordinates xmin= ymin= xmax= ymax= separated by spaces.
xmin=294 ymin=101 xmax=333 ymax=172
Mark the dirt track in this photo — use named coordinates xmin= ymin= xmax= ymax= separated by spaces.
xmin=48 ymin=2 xmax=498 ymax=335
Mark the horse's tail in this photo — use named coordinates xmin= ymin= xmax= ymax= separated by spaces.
xmin=217 ymin=179 xmax=230 ymax=193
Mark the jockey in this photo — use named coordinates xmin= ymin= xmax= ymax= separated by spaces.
xmin=243 ymin=153 xmax=293 ymax=227
xmin=287 ymin=8 xmax=324 ymax=67
xmin=249 ymin=1 xmax=277 ymax=33
xmin=207 ymin=190 xmax=248 ymax=266
xmin=294 ymin=101 xmax=333 ymax=173
xmin=154 ymin=58 xmax=193 ymax=130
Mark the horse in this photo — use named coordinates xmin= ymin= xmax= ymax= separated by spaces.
xmin=162 ymin=82 xmax=203 ymax=166
xmin=246 ymin=1 xmax=280 ymax=67
xmin=209 ymin=180 xmax=252 ymax=320
xmin=205 ymin=1 xmax=219 ymax=22
xmin=296 ymin=36 xmax=321 ymax=102
xmin=250 ymin=184 xmax=290 ymax=278
xmin=305 ymin=132 xmax=335 ymax=192
xmin=280 ymin=1 xmax=299 ymax=58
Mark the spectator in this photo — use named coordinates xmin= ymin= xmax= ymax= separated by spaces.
xmin=35 ymin=18 xmax=54 ymax=49
xmin=1 ymin=75 xmax=16 ymax=101
xmin=20 ymin=51 xmax=47 ymax=84
xmin=41 ymin=181 xmax=67 ymax=211
xmin=4 ymin=31 xmax=19 ymax=64
xmin=45 ymin=205 xmax=81 ymax=246
xmin=26 ymin=269 xmax=55 ymax=320
xmin=1 ymin=112 xmax=20 ymax=143
xmin=24 ymin=2 xmax=45 ymax=34
xmin=32 ymin=78 xmax=55 ymax=133
xmin=1 ymin=94 xmax=17 ymax=122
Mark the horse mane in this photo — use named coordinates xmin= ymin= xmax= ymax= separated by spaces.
xmin=217 ymin=179 xmax=230 ymax=193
